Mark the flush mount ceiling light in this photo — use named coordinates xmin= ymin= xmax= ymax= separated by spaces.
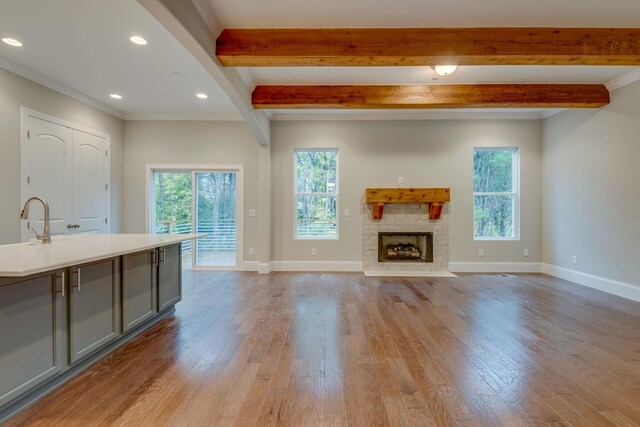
xmin=196 ymin=93 xmax=208 ymax=99
xmin=110 ymin=93 xmax=123 ymax=99
xmin=2 ymin=37 xmax=23 ymax=47
xmin=129 ymin=35 xmax=148 ymax=45
xmin=433 ymin=65 xmax=458 ymax=76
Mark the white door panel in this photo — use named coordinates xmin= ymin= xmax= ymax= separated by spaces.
xmin=24 ymin=116 xmax=72 ymax=240
xmin=72 ymin=130 xmax=107 ymax=234
xmin=22 ymin=113 xmax=110 ymax=242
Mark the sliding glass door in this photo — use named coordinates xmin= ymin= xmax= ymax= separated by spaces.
xmin=194 ymin=172 xmax=237 ymax=267
xmin=152 ymin=169 xmax=238 ymax=269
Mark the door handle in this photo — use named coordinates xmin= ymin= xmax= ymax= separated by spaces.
xmin=72 ymin=268 xmax=81 ymax=292
xmin=56 ymin=271 xmax=65 ymax=297
xmin=159 ymin=248 xmax=165 ymax=264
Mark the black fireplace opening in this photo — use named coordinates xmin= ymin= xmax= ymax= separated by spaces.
xmin=378 ymin=232 xmax=433 ymax=263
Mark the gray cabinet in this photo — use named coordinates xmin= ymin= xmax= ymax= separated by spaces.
xmin=68 ymin=259 xmax=120 ymax=364
xmin=122 ymin=250 xmax=157 ymax=333
xmin=158 ymin=244 xmax=182 ymax=311
xmin=0 ymin=271 xmax=65 ymax=407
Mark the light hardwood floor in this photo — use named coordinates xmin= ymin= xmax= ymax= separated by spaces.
xmin=7 ymin=272 xmax=640 ymax=426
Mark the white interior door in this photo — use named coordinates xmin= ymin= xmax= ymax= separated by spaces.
xmin=23 ymin=115 xmax=73 ymax=240
xmin=72 ymin=130 xmax=108 ymax=234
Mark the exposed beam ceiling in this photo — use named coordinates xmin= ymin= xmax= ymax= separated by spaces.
xmin=252 ymin=84 xmax=610 ymax=109
xmin=217 ymin=28 xmax=640 ymax=67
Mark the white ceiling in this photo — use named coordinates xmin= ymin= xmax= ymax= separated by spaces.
xmin=247 ymin=66 xmax=638 ymax=86
xmin=208 ymin=0 xmax=640 ymax=28
xmin=0 ymin=0 xmax=239 ymax=119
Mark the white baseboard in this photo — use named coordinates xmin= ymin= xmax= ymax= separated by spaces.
xmin=542 ymin=263 xmax=640 ymax=303
xmin=239 ymin=261 xmax=259 ymax=272
xmin=270 ymin=261 xmax=363 ymax=272
xmin=449 ymin=262 xmax=543 ymax=273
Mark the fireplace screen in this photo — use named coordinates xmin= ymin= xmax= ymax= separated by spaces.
xmin=378 ymin=232 xmax=433 ymax=263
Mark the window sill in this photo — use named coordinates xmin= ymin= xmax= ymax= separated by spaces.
xmin=473 ymin=237 xmax=520 ymax=241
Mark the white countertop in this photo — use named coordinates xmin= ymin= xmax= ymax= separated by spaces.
xmin=0 ymin=234 xmax=206 ymax=277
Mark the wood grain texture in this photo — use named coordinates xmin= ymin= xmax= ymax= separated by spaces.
xmin=366 ymin=188 xmax=451 ymax=204
xmin=7 ymin=271 xmax=640 ymax=426
xmin=366 ymin=188 xmax=451 ymax=220
xmin=217 ymin=27 xmax=640 ymax=67
xmin=252 ymin=84 xmax=610 ymax=109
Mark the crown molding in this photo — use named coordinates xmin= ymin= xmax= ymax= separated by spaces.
xmin=605 ymin=68 xmax=640 ymax=92
xmin=0 ymin=56 xmax=124 ymax=119
xmin=270 ymin=110 xmax=545 ymax=121
xmin=125 ymin=113 xmax=244 ymax=121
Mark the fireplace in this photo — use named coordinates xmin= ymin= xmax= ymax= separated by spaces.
xmin=378 ymin=232 xmax=433 ymax=263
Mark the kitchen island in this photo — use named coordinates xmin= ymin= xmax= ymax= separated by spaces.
xmin=0 ymin=233 xmax=204 ymax=422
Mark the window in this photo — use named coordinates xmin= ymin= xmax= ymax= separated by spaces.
xmin=294 ymin=149 xmax=338 ymax=239
xmin=473 ymin=148 xmax=519 ymax=240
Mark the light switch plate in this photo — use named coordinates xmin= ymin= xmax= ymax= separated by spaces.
xmin=344 ymin=208 xmax=350 ymax=217
xmin=479 ymin=248 xmax=485 ymax=257
xmin=248 ymin=248 xmax=254 ymax=256
xmin=311 ymin=248 xmax=317 ymax=256
xmin=248 ymin=209 xmax=256 ymax=217
xmin=524 ymin=249 xmax=529 ymax=257
xmin=398 ymin=176 xmax=404 ymax=184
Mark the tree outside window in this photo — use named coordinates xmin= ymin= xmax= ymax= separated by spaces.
xmin=473 ymin=148 xmax=519 ymax=239
xmin=295 ymin=149 xmax=338 ymax=239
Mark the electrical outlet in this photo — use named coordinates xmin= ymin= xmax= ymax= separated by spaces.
xmin=248 ymin=209 xmax=256 ymax=217
xmin=572 ymin=255 xmax=578 ymax=265
xmin=479 ymin=248 xmax=485 ymax=257
xmin=311 ymin=248 xmax=317 ymax=256
xmin=344 ymin=208 xmax=350 ymax=217
xmin=248 ymin=248 xmax=254 ymax=256
xmin=524 ymin=248 xmax=529 ymax=257
xmin=398 ymin=176 xmax=404 ymax=184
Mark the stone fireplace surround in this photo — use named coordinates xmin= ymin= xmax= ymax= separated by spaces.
xmin=363 ymin=202 xmax=450 ymax=275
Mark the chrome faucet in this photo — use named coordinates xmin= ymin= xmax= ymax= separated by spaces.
xmin=20 ymin=197 xmax=52 ymax=244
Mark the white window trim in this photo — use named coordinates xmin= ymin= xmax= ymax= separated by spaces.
xmin=293 ymin=148 xmax=339 ymax=240
xmin=473 ymin=147 xmax=520 ymax=241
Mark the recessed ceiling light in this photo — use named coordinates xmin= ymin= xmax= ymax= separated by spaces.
xmin=130 ymin=35 xmax=147 ymax=45
xmin=433 ymin=65 xmax=458 ymax=76
xmin=110 ymin=93 xmax=123 ymax=100
xmin=196 ymin=93 xmax=208 ymax=99
xmin=2 ymin=38 xmax=23 ymax=47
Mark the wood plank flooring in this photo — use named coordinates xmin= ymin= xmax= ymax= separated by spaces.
xmin=7 ymin=272 xmax=640 ymax=426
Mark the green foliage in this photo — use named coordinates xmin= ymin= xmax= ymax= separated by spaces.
xmin=473 ymin=149 xmax=516 ymax=238
xmin=295 ymin=150 xmax=338 ymax=237
xmin=154 ymin=172 xmax=192 ymax=231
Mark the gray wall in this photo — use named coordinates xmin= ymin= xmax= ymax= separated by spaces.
xmin=123 ymin=120 xmax=260 ymax=264
xmin=543 ymin=81 xmax=640 ymax=285
xmin=271 ymin=120 xmax=543 ymax=263
xmin=0 ymin=68 xmax=124 ymax=244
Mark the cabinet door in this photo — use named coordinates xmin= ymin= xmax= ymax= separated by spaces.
xmin=69 ymin=259 xmax=119 ymax=364
xmin=0 ymin=272 xmax=65 ymax=407
xmin=122 ymin=250 xmax=157 ymax=333
xmin=158 ymin=244 xmax=182 ymax=311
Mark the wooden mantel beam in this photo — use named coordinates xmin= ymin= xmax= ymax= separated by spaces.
xmin=217 ymin=28 xmax=640 ymax=67
xmin=252 ymin=84 xmax=610 ymax=109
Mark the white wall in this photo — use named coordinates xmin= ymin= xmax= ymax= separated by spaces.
xmin=271 ymin=119 xmax=542 ymax=265
xmin=123 ymin=120 xmax=261 ymax=265
xmin=0 ymin=68 xmax=124 ymax=244
xmin=543 ymin=80 xmax=640 ymax=288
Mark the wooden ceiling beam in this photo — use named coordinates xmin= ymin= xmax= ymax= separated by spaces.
xmin=252 ymin=84 xmax=610 ymax=109
xmin=217 ymin=28 xmax=640 ymax=67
